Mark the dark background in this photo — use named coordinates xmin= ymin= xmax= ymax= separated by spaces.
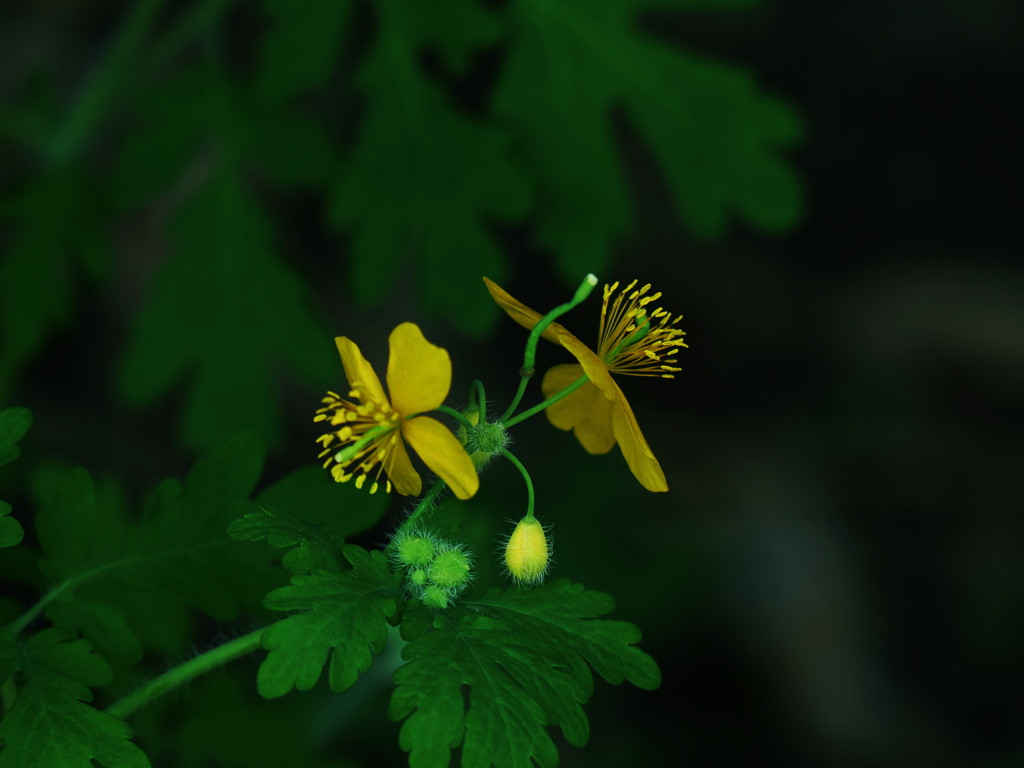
xmin=2 ymin=1 xmax=1023 ymax=766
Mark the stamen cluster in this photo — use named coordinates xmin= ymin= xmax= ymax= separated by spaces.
xmin=598 ymin=280 xmax=686 ymax=378
xmin=314 ymin=386 xmax=401 ymax=494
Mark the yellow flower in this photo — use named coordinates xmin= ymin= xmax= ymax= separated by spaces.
xmin=314 ymin=322 xmax=479 ymax=500
xmin=504 ymin=516 xmax=550 ymax=585
xmin=483 ymin=277 xmax=686 ymax=492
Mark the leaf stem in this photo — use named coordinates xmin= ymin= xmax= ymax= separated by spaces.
xmin=105 ymin=628 xmax=264 ymax=720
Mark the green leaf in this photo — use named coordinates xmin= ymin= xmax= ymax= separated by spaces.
xmin=0 ymin=407 xmax=31 ymax=467
xmin=329 ymin=3 xmax=531 ymax=337
xmin=258 ymin=545 xmax=402 ymax=698
xmin=0 ymin=168 xmax=110 ymax=393
xmin=228 ymin=504 xmax=345 ymax=575
xmin=390 ymin=579 xmax=660 ymax=768
xmin=0 ymin=407 xmax=31 ymax=549
xmin=118 ymin=167 xmax=332 ymax=453
xmin=0 ymin=629 xmax=18 ymax=684
xmin=254 ymin=0 xmax=356 ymax=106
xmin=31 ymin=433 xmax=280 ymax=659
xmin=0 ymin=629 xmax=151 ymax=767
xmin=255 ymin=465 xmax=390 ymax=539
xmin=115 ymin=63 xmax=333 ymax=453
xmin=0 ymin=502 xmax=24 ymax=549
xmin=492 ymin=0 xmax=801 ymax=278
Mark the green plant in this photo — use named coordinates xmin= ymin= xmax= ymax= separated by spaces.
xmin=1 ymin=276 xmax=677 ymax=766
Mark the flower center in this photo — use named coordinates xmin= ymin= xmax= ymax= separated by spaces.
xmin=313 ymin=383 xmax=402 ymax=494
xmin=597 ymin=280 xmax=687 ymax=377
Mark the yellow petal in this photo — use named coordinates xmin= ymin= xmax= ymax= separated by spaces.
xmin=541 ymin=365 xmax=616 ymax=454
xmin=382 ymin=432 xmax=423 ymax=497
xmin=402 ymin=416 xmax=480 ymax=500
xmin=483 ymin=277 xmax=562 ymax=344
xmin=336 ymin=336 xmax=388 ymax=405
xmin=610 ymin=380 xmax=668 ymax=492
xmin=483 ymin=277 xmax=616 ymax=400
xmin=386 ymin=322 xmax=451 ymax=415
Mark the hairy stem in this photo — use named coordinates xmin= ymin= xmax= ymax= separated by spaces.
xmin=106 ymin=628 xmax=264 ymax=720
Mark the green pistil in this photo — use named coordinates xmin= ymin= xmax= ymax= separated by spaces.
xmin=332 ymin=422 xmax=395 ymax=464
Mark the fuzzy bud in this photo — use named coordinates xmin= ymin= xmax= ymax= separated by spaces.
xmin=503 ymin=516 xmax=550 ymax=586
xmin=393 ymin=532 xmax=435 ymax=567
xmin=421 ymin=584 xmax=453 ymax=610
xmin=429 ymin=548 xmax=472 ymax=589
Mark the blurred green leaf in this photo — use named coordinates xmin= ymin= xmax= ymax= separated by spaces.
xmin=255 ymin=0 xmax=356 ymax=106
xmin=114 ymin=61 xmax=334 ymax=453
xmin=0 ymin=629 xmax=151 ymax=767
xmin=0 ymin=407 xmax=31 ymax=468
xmin=328 ymin=2 xmax=531 ymax=337
xmin=0 ymin=168 xmax=110 ymax=398
xmin=258 ymin=545 xmax=401 ymax=699
xmin=391 ymin=579 xmax=661 ymax=768
xmin=118 ymin=167 xmax=332 ymax=453
xmin=493 ymin=0 xmax=801 ymax=278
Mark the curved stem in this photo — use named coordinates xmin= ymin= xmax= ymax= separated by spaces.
xmin=106 ymin=628 xmax=264 ymax=720
xmin=468 ymin=380 xmax=487 ymax=421
xmin=521 ymin=274 xmax=598 ymax=374
xmin=432 ymin=404 xmax=475 ymax=430
xmin=502 ymin=373 xmax=589 ymax=429
xmin=499 ymin=373 xmax=532 ymax=423
xmin=501 ymin=450 xmax=535 ymax=521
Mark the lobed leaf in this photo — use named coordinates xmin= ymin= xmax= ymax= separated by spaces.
xmin=258 ymin=545 xmax=402 ymax=698
xmin=492 ymin=0 xmax=801 ymax=279
xmin=328 ymin=3 xmax=531 ymax=337
xmin=0 ymin=629 xmax=151 ymax=767
xmin=114 ymin=64 xmax=333 ymax=454
xmin=31 ymin=433 xmax=281 ymax=661
xmin=254 ymin=0 xmax=355 ymax=106
xmin=391 ymin=579 xmax=661 ymax=768
xmin=228 ymin=504 xmax=345 ymax=575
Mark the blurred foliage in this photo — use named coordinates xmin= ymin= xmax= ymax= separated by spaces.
xmin=0 ymin=0 xmax=799 ymax=455
xmin=0 ymin=0 xmax=804 ymax=765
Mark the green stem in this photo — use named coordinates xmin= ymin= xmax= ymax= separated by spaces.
xmin=502 ymin=374 xmax=590 ymax=429
xmin=5 ymin=554 xmax=153 ymax=637
xmin=501 ymin=450 xmax=535 ymax=521
xmin=433 ymin=404 xmax=475 ymax=430
xmin=468 ymin=380 xmax=487 ymax=421
xmin=499 ymin=373 xmax=532 ymax=424
xmin=521 ymin=274 xmax=598 ymax=374
xmin=402 ymin=478 xmax=448 ymax=528
xmin=106 ymin=628 xmax=264 ymax=720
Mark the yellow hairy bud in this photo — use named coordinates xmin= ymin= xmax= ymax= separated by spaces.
xmin=503 ymin=516 xmax=550 ymax=586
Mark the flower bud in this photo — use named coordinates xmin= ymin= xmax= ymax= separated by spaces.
xmin=429 ymin=548 xmax=472 ymax=589
xmin=503 ymin=516 xmax=550 ymax=586
xmin=392 ymin=531 xmax=436 ymax=567
xmin=421 ymin=584 xmax=453 ymax=610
